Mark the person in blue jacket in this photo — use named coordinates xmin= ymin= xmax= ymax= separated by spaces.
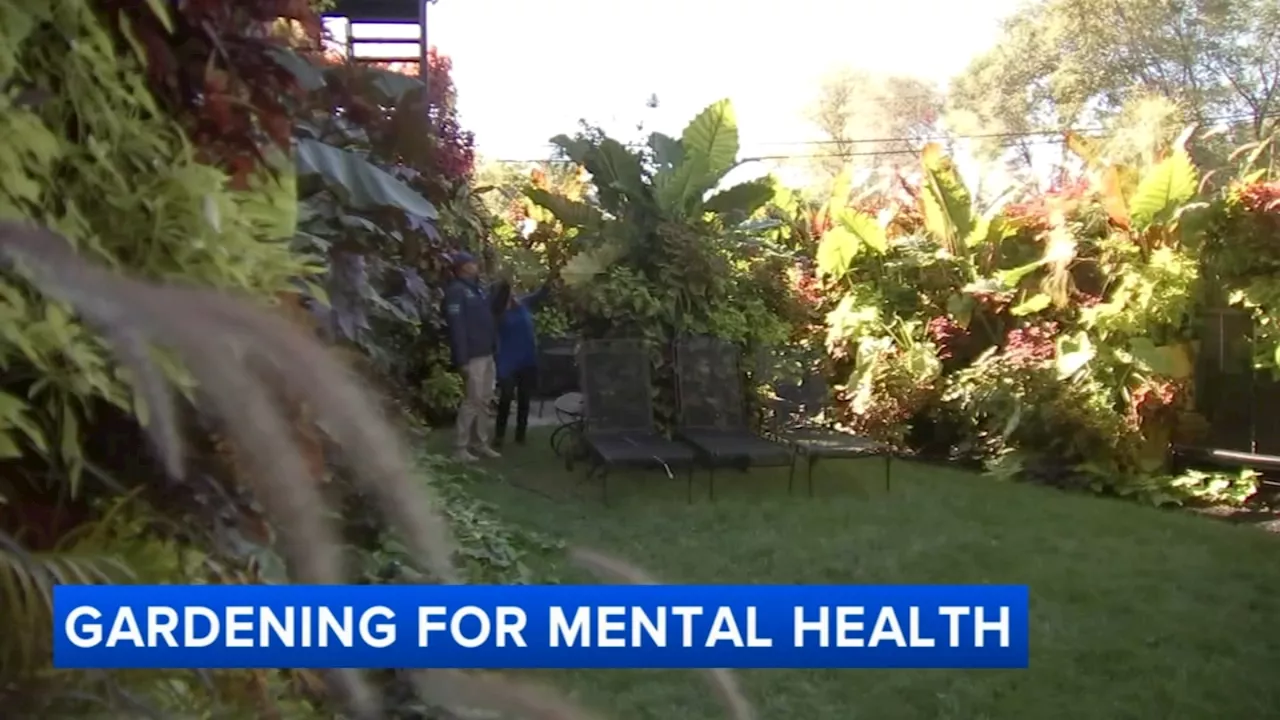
xmin=443 ymin=251 xmax=501 ymax=462
xmin=489 ymin=277 xmax=552 ymax=447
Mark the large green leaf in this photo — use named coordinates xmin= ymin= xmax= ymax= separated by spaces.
xmin=1128 ymin=150 xmax=1198 ymax=231
xmin=655 ymin=155 xmax=709 ymax=218
xmin=681 ymin=99 xmax=738 ymax=178
xmin=648 ymin=132 xmax=684 ymax=170
xmin=295 ymin=139 xmax=437 ymax=218
xmin=704 ymin=176 xmax=776 ymax=217
xmin=524 ymin=187 xmax=604 ymax=229
xmin=362 ymin=67 xmax=425 ymax=101
xmin=592 ymin=138 xmax=649 ymax=204
xmin=919 ymin=143 xmax=974 ymax=248
xmin=1129 ymin=338 xmax=1193 ymax=378
xmin=835 ymin=208 xmax=888 ymax=253
xmin=267 ymin=47 xmax=327 ymax=91
xmin=549 ymin=134 xmax=592 ymax=165
xmin=1010 ymin=293 xmax=1051 ymax=316
xmin=816 ymin=226 xmax=860 ymax=278
xmin=1055 ymin=332 xmax=1095 ymax=379
xmin=561 ymin=241 xmax=626 ymax=287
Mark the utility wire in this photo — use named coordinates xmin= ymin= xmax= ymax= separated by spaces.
xmin=485 ymin=109 xmax=1278 ymax=164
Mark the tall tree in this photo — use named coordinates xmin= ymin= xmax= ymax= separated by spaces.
xmin=952 ymin=0 xmax=1280 ymax=163
xmin=806 ymin=68 xmax=944 ymax=182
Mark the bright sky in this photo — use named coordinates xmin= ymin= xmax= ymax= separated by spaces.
xmin=328 ymin=0 xmax=1034 ymax=188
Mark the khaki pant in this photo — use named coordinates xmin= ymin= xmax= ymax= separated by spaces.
xmin=455 ymin=355 xmax=496 ymax=451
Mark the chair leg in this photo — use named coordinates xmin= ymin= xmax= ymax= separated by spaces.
xmin=806 ymin=455 xmax=819 ymax=497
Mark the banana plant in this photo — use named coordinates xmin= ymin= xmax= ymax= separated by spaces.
xmin=523 ymin=99 xmax=779 ymax=287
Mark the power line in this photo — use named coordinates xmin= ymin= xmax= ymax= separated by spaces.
xmin=499 ymin=106 xmax=1280 ymax=158
xmin=489 ymin=109 xmax=1278 ymax=164
xmin=488 ymin=138 xmax=1061 ymax=165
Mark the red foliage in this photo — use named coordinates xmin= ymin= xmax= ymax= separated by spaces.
xmin=1004 ymin=178 xmax=1090 ymax=231
xmin=99 ymin=0 xmax=322 ymax=187
xmin=1003 ymin=321 xmax=1058 ymax=368
xmin=1235 ymin=181 xmax=1280 ymax=213
xmin=925 ymin=315 xmax=967 ymax=360
xmin=323 ymin=49 xmax=475 ymax=193
xmin=787 ymin=265 xmax=823 ymax=307
xmin=1127 ymin=378 xmax=1182 ymax=431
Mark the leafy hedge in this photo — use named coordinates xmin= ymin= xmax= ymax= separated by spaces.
xmin=509 ymin=98 xmax=1277 ymax=508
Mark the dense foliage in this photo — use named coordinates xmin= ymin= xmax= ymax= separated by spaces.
xmin=0 ymin=2 xmax=545 ymax=717
xmin=808 ymin=126 xmax=1267 ymax=506
xmin=500 ymin=98 xmax=1277 ymax=509
xmin=517 ymin=100 xmax=813 ymax=423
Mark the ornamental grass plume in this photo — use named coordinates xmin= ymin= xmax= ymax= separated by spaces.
xmin=0 ymin=219 xmax=754 ymax=720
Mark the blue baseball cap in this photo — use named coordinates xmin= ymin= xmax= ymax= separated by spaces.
xmin=450 ymin=251 xmax=476 ymax=266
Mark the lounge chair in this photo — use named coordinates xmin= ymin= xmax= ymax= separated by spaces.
xmin=575 ymin=338 xmax=699 ymax=504
xmin=765 ymin=368 xmax=893 ymax=496
xmin=673 ymin=335 xmax=794 ymax=499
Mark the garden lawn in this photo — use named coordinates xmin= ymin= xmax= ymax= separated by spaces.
xmin=424 ymin=427 xmax=1280 ymax=720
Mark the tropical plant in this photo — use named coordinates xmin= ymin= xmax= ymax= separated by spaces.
xmin=814 ymin=124 xmax=1255 ymax=505
xmin=524 ymin=99 xmax=802 ymax=423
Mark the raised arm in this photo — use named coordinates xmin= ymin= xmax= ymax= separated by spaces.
xmin=520 ymin=280 xmax=552 ymax=311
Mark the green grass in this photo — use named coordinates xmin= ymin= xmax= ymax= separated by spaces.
xmin=425 ymin=427 xmax=1280 ymax=720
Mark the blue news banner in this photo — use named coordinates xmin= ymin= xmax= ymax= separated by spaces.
xmin=53 ymin=585 xmax=1029 ymax=669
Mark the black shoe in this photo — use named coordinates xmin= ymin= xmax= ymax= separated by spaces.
xmin=514 ymin=433 xmax=526 ymax=445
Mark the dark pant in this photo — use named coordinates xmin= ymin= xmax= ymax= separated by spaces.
xmin=495 ymin=366 xmax=536 ymax=444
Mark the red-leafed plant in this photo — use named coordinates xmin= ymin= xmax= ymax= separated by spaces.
xmin=98 ymin=0 xmax=323 ymax=186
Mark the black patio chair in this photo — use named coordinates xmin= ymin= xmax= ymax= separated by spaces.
xmin=673 ymin=335 xmax=794 ymax=499
xmin=764 ymin=364 xmax=894 ymax=497
xmin=576 ymin=338 xmax=698 ymax=504
xmin=535 ymin=335 xmax=579 ymax=417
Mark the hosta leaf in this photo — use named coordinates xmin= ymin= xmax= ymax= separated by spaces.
xmin=1128 ymin=150 xmax=1198 ymax=231
xmin=681 ymin=99 xmax=738 ymax=178
xmin=295 ymin=139 xmax=437 ymax=219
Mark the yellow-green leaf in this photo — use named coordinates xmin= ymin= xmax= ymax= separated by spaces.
xmin=1128 ymin=150 xmax=1198 ymax=231
xmin=524 ymin=187 xmax=603 ymax=229
xmin=836 ymin=209 xmax=888 ymax=254
xmin=816 ymin=226 xmax=860 ymax=278
xmin=561 ymin=242 xmax=625 ymax=287
xmin=919 ymin=143 xmax=974 ymax=246
xmin=1011 ymin=293 xmax=1052 ymax=316
xmin=704 ymin=176 xmax=776 ymax=217
xmin=681 ymin=99 xmax=738 ymax=177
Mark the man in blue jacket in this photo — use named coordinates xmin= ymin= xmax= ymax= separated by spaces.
xmin=489 ymin=278 xmax=552 ymax=447
xmin=443 ymin=252 xmax=501 ymax=462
